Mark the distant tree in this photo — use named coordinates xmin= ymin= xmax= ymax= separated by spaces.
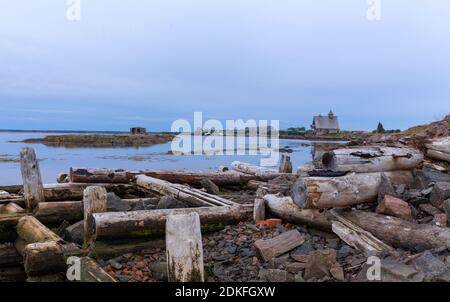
xmin=376 ymin=122 xmax=385 ymax=133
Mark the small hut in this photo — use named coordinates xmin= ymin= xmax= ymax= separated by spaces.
xmin=130 ymin=127 xmax=147 ymax=135
xmin=311 ymin=111 xmax=340 ymax=135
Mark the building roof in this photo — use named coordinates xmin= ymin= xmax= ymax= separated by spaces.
xmin=312 ymin=114 xmax=340 ymax=130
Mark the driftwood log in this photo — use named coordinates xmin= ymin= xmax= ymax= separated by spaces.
xmin=83 ymin=186 xmax=107 ymax=245
xmin=43 ymin=183 xmax=136 ymax=201
xmin=263 ymin=194 xmax=332 ymax=231
xmin=88 ymin=206 xmax=251 ymax=241
xmin=166 ymin=213 xmax=204 ymax=282
xmin=16 ymin=216 xmax=62 ymax=244
xmin=70 ymin=167 xmax=279 ymax=186
xmin=254 ymin=229 xmax=304 ymax=261
xmin=291 ymin=171 xmax=414 ymax=209
xmin=337 ymin=209 xmax=450 ymax=251
xmin=20 ymin=147 xmax=45 ymax=209
xmin=0 ymin=203 xmax=25 ymax=214
xmin=321 ymin=146 xmax=424 ymax=173
xmin=231 ymin=161 xmax=279 ymax=176
xmin=0 ymin=243 xmax=22 ymax=268
xmin=426 ymin=137 xmax=450 ymax=162
xmin=34 ymin=201 xmax=83 ymax=223
xmin=136 ymin=175 xmax=238 ymax=207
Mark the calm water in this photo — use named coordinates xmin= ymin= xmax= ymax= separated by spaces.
xmin=0 ymin=132 xmax=345 ymax=185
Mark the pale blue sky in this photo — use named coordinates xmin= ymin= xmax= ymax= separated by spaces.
xmin=0 ymin=0 xmax=449 ymax=131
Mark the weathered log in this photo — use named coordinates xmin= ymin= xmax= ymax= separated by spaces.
xmin=75 ymin=257 xmax=117 ymax=282
xmin=17 ymin=216 xmax=62 ymax=244
xmin=89 ymin=206 xmax=250 ymax=241
xmin=43 ymin=183 xmax=136 ymax=201
xmin=279 ymin=155 xmax=293 ymax=174
xmin=231 ymin=161 xmax=279 ymax=176
xmin=70 ymin=167 xmax=278 ymax=186
xmin=0 ymin=185 xmax=23 ymax=194
xmin=253 ymin=198 xmax=266 ymax=222
xmin=330 ymin=210 xmax=393 ymax=255
xmin=20 ymin=147 xmax=45 ymax=209
xmin=263 ymin=194 xmax=332 ymax=231
xmin=321 ymin=146 xmax=424 ymax=173
xmin=0 ymin=243 xmax=22 ymax=268
xmin=0 ymin=198 xmax=25 ymax=207
xmin=0 ymin=202 xmax=25 ymax=214
xmin=291 ymin=171 xmax=414 ymax=209
xmin=337 ymin=209 xmax=450 ymax=251
xmin=0 ymin=266 xmax=25 ymax=282
xmin=166 ymin=213 xmax=204 ymax=282
xmin=88 ymin=238 xmax=165 ymax=258
xmin=254 ymin=229 xmax=305 ymax=261
xmin=84 ymin=186 xmax=107 ymax=245
xmin=426 ymin=137 xmax=450 ymax=162
xmin=34 ymin=201 xmax=83 ymax=223
xmin=136 ymin=175 xmax=238 ymax=207
xmin=200 ymin=178 xmax=220 ymax=195
xmin=23 ymin=241 xmax=82 ymax=276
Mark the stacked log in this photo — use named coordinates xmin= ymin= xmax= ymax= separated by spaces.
xmin=231 ymin=161 xmax=279 ymax=177
xmin=321 ymin=146 xmax=423 ymax=173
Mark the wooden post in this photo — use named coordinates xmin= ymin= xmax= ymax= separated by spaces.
xmin=279 ymin=155 xmax=293 ymax=173
xmin=83 ymin=186 xmax=107 ymax=246
xmin=253 ymin=198 xmax=266 ymax=223
xmin=20 ymin=147 xmax=45 ymax=209
xmin=166 ymin=213 xmax=204 ymax=282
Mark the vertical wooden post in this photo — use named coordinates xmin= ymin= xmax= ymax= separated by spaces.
xmin=279 ymin=155 xmax=293 ymax=173
xmin=166 ymin=212 xmax=204 ymax=282
xmin=20 ymin=147 xmax=45 ymax=209
xmin=83 ymin=186 xmax=107 ymax=246
xmin=253 ymin=198 xmax=266 ymax=223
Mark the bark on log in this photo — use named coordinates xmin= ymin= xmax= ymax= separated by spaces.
xmin=291 ymin=171 xmax=414 ymax=209
xmin=89 ymin=206 xmax=251 ymax=241
xmin=16 ymin=216 xmax=62 ymax=244
xmin=253 ymin=198 xmax=266 ymax=222
xmin=70 ymin=167 xmax=129 ymax=184
xmin=231 ymin=161 xmax=279 ymax=176
xmin=322 ymin=146 xmax=424 ymax=173
xmin=254 ymin=229 xmax=305 ymax=261
xmin=166 ymin=213 xmax=204 ymax=282
xmin=20 ymin=147 xmax=45 ymax=209
xmin=0 ymin=243 xmax=22 ymax=268
xmin=70 ymin=167 xmax=278 ymax=186
xmin=426 ymin=137 xmax=450 ymax=162
xmin=337 ymin=209 xmax=450 ymax=251
xmin=43 ymin=183 xmax=135 ymax=201
xmin=83 ymin=186 xmax=107 ymax=245
xmin=330 ymin=210 xmax=394 ymax=255
xmin=34 ymin=201 xmax=83 ymax=223
xmin=263 ymin=194 xmax=332 ymax=231
xmin=136 ymin=175 xmax=238 ymax=207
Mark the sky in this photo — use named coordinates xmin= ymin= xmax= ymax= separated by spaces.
xmin=0 ymin=0 xmax=449 ymax=131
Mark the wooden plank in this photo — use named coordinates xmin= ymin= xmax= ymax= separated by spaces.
xmin=254 ymin=229 xmax=305 ymax=261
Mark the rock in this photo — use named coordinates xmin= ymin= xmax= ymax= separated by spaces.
xmin=258 ymin=269 xmax=288 ymax=282
xmin=256 ymin=219 xmax=282 ymax=228
xmin=326 ymin=238 xmax=340 ymax=249
xmin=109 ymin=260 xmax=122 ymax=270
xmin=294 ymin=273 xmax=305 ymax=282
xmin=268 ymin=254 xmax=290 ymax=269
xmin=292 ymin=241 xmax=314 ymax=256
xmin=412 ymin=251 xmax=447 ymax=280
xmin=396 ymin=184 xmax=406 ymax=196
xmin=200 ymin=178 xmax=220 ymax=195
xmin=291 ymin=254 xmax=310 ymax=263
xmin=432 ymin=213 xmax=448 ymax=227
xmin=106 ymin=192 xmax=131 ymax=212
xmin=286 ymin=262 xmax=306 ymax=274
xmin=65 ymin=220 xmax=83 ymax=245
xmin=156 ymin=196 xmax=187 ymax=209
xmin=419 ymin=203 xmax=442 ymax=216
xmin=337 ymin=245 xmax=354 ymax=260
xmin=377 ymin=173 xmax=398 ymax=204
xmin=376 ymin=195 xmax=412 ymax=220
xmin=443 ymin=199 xmax=450 ymax=221
xmin=0 ymin=190 xmax=11 ymax=199
xmin=430 ymin=182 xmax=450 ymax=209
xmin=356 ymin=259 xmax=423 ymax=282
xmin=304 ymin=249 xmax=337 ymax=280
xmin=56 ymin=173 xmax=69 ymax=183
xmin=56 ymin=220 xmax=71 ymax=238
xmin=148 ymin=261 xmax=168 ymax=281
xmin=414 ymin=168 xmax=450 ymax=189
xmin=330 ymin=262 xmax=345 ymax=281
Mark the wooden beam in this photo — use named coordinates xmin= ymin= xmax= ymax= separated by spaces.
xmin=20 ymin=147 xmax=45 ymax=209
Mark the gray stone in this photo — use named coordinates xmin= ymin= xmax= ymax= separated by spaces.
xmin=356 ymin=259 xmax=423 ymax=282
xmin=414 ymin=168 xmax=450 ymax=189
xmin=413 ymin=251 xmax=447 ymax=278
xmin=106 ymin=192 xmax=131 ymax=212
xmin=258 ymin=269 xmax=288 ymax=282
xmin=200 ymin=178 xmax=220 ymax=195
xmin=148 ymin=261 xmax=168 ymax=281
xmin=157 ymin=196 xmax=187 ymax=209
xmin=326 ymin=238 xmax=340 ymax=249
xmin=430 ymin=182 xmax=450 ymax=209
xmin=378 ymin=173 xmax=398 ymax=204
xmin=109 ymin=260 xmax=122 ymax=270
xmin=292 ymin=241 xmax=314 ymax=256
xmin=443 ymin=199 xmax=450 ymax=222
xmin=304 ymin=249 xmax=337 ymax=280
xmin=337 ymin=245 xmax=354 ymax=259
